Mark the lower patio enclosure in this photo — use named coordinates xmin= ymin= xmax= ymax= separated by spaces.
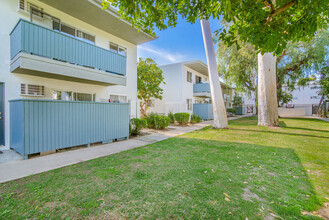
xmin=10 ymin=99 xmax=129 ymax=159
xmin=193 ymin=103 xmax=213 ymax=120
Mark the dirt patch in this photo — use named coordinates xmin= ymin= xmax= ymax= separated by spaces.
xmin=318 ymin=203 xmax=329 ymax=219
xmin=43 ymin=201 xmax=67 ymax=209
xmin=90 ymin=210 xmax=125 ymax=220
xmin=242 ymin=188 xmax=265 ymax=202
xmin=302 ymin=203 xmax=329 ymax=219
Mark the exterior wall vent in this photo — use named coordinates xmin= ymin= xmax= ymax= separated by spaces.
xmin=20 ymin=84 xmax=45 ymax=97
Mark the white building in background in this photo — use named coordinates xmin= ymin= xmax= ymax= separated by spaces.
xmin=148 ymin=60 xmax=233 ymax=118
xmin=279 ymin=83 xmax=322 ymax=116
xmin=0 ymin=0 xmax=155 ymax=148
xmin=240 ymin=92 xmax=257 ymax=114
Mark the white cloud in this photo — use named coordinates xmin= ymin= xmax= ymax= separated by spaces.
xmin=137 ymin=44 xmax=188 ymax=65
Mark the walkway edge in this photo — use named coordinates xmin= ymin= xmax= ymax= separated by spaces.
xmin=0 ymin=115 xmax=251 ymax=183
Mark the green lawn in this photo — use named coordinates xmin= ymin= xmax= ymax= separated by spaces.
xmin=0 ymin=117 xmax=328 ymax=219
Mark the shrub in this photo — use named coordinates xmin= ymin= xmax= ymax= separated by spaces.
xmin=144 ymin=113 xmax=170 ymax=130
xmin=174 ymin=113 xmax=190 ymax=125
xmin=144 ymin=112 xmax=157 ymax=128
xmin=227 ymin=108 xmax=237 ymax=114
xmin=168 ymin=112 xmax=175 ymax=123
xmin=153 ymin=115 xmax=170 ymax=129
xmin=190 ymin=114 xmax=201 ymax=124
xmin=129 ymin=118 xmax=147 ymax=135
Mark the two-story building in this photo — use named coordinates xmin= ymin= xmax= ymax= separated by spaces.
xmin=0 ymin=0 xmax=155 ymax=157
xmin=148 ymin=60 xmax=233 ymax=120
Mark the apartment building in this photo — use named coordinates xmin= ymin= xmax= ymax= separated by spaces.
xmin=0 ymin=0 xmax=155 ymax=157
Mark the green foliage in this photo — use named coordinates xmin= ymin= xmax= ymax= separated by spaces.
xmin=144 ymin=113 xmax=170 ymax=130
xmin=168 ymin=112 xmax=175 ymax=123
xmin=217 ymin=38 xmax=257 ymax=93
xmin=226 ymin=108 xmax=237 ymax=114
xmin=174 ymin=113 xmax=190 ymax=125
xmin=232 ymin=95 xmax=243 ymax=107
xmin=153 ymin=115 xmax=171 ymax=130
xmin=144 ymin=112 xmax=157 ymax=129
xmin=102 ymin=0 xmax=328 ymax=55
xmin=190 ymin=114 xmax=201 ymax=124
xmin=319 ymin=66 xmax=329 ymax=98
xmin=137 ymin=58 xmax=165 ymax=117
xmin=277 ymin=29 xmax=329 ymax=105
xmin=129 ymin=118 xmax=147 ymax=135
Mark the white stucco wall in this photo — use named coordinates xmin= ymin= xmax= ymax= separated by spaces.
xmin=148 ymin=62 xmax=212 ymax=115
xmin=284 ymin=84 xmax=322 ymax=105
xmin=0 ymin=0 xmax=139 ymax=147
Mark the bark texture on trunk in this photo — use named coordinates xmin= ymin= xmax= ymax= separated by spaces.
xmin=257 ymin=53 xmax=279 ymax=126
xmin=200 ymin=19 xmax=228 ymax=129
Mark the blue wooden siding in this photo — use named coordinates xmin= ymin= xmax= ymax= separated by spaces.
xmin=235 ymin=107 xmax=246 ymax=115
xmin=193 ymin=103 xmax=213 ymax=120
xmin=10 ymin=99 xmax=130 ymax=158
xmin=193 ymin=83 xmax=211 ymax=93
xmin=10 ymin=19 xmax=126 ymax=75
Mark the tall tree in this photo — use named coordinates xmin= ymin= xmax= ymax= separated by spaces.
xmin=103 ymin=0 xmax=329 ymax=126
xmin=201 ymin=19 xmax=228 ymax=128
xmin=137 ymin=58 xmax=165 ymax=117
xmin=277 ymin=29 xmax=329 ymax=106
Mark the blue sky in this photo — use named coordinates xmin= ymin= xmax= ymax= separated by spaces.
xmin=137 ymin=17 xmax=222 ymax=65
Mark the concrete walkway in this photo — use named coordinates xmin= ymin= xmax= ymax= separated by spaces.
xmin=0 ymin=115 xmax=249 ymax=183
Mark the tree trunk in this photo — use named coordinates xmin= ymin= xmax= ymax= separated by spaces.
xmin=257 ymin=53 xmax=279 ymax=126
xmin=200 ymin=19 xmax=228 ymax=129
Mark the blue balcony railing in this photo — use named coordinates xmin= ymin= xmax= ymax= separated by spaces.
xmin=10 ymin=19 xmax=126 ymax=75
xmin=193 ymin=83 xmax=210 ymax=93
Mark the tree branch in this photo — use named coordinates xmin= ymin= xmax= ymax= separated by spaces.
xmin=277 ymin=50 xmax=287 ymax=63
xmin=265 ymin=0 xmax=297 ymax=25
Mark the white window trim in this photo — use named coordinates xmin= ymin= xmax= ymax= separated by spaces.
xmin=109 ymin=41 xmax=127 ymax=56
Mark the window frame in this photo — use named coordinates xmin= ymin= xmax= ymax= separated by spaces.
xmin=187 ymin=71 xmax=192 ymax=83
xmin=52 ymin=20 xmax=96 ymax=45
xmin=109 ymin=42 xmax=127 ymax=56
xmin=187 ymin=99 xmax=192 ymax=110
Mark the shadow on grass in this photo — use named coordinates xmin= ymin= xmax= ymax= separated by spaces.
xmin=283 ymin=126 xmax=329 ymax=133
xmin=230 ymin=128 xmax=328 ymax=139
xmin=0 ymin=136 xmax=323 ymax=219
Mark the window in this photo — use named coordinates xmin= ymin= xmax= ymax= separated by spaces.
xmin=60 ymin=24 xmax=75 ymax=37
xmin=310 ymin=96 xmax=320 ymax=99
xmin=187 ymin=99 xmax=192 ymax=110
xmin=310 ymin=86 xmax=320 ymax=89
xmin=110 ymin=95 xmax=127 ymax=103
xmin=292 ymin=97 xmax=298 ymax=100
xmin=109 ymin=42 xmax=127 ymax=56
xmin=21 ymin=84 xmax=45 ymax=96
xmin=20 ymin=0 xmax=44 ymax=18
xmin=52 ymin=91 xmax=95 ymax=101
xmin=52 ymin=20 xmax=95 ymax=44
xmin=195 ymin=75 xmax=202 ymax=84
xmin=77 ymin=30 xmax=95 ymax=44
xmin=187 ymin=71 xmax=192 ymax=83
xmin=52 ymin=91 xmax=72 ymax=101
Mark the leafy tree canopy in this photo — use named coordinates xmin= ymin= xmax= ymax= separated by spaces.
xmin=217 ymin=38 xmax=257 ymax=93
xmin=137 ymin=58 xmax=165 ymax=117
xmin=217 ymin=28 xmax=329 ymax=106
xmin=103 ymin=0 xmax=329 ymax=55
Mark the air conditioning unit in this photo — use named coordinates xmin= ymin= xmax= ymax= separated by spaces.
xmin=20 ymin=84 xmax=45 ymax=97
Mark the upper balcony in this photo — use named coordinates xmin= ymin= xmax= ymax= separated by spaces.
xmin=193 ymin=83 xmax=211 ymax=98
xmin=10 ymin=19 xmax=126 ymax=86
